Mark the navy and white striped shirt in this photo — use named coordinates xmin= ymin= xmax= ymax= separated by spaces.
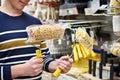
xmin=0 ymin=11 xmax=54 ymax=80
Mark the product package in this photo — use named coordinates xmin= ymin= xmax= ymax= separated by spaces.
xmin=110 ymin=42 xmax=120 ymax=57
xmin=75 ymin=28 xmax=93 ymax=50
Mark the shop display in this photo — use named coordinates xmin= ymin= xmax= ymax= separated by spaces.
xmin=23 ymin=0 xmax=120 ymax=80
xmin=38 ymin=0 xmax=60 ymax=20
xmin=24 ymin=0 xmax=60 ymax=21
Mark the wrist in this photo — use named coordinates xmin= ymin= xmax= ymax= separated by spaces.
xmin=11 ymin=64 xmax=26 ymax=79
xmin=48 ymin=60 xmax=58 ymax=72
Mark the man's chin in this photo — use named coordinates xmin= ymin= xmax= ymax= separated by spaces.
xmin=17 ymin=7 xmax=25 ymax=11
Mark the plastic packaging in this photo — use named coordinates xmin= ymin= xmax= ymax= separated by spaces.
xmin=75 ymin=28 xmax=93 ymax=50
xmin=110 ymin=0 xmax=120 ymax=14
xmin=26 ymin=24 xmax=64 ymax=42
xmin=110 ymin=42 xmax=120 ymax=57
xmin=110 ymin=38 xmax=120 ymax=57
xmin=112 ymin=15 xmax=120 ymax=36
xmin=110 ymin=0 xmax=120 ymax=7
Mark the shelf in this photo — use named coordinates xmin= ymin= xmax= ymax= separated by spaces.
xmin=58 ymin=20 xmax=105 ymax=24
xmin=91 ymin=13 xmax=120 ymax=16
xmin=58 ymin=20 xmax=107 ymax=29
xmin=85 ymin=5 xmax=120 ymax=16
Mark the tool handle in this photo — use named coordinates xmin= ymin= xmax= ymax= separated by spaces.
xmin=53 ymin=68 xmax=62 ymax=77
xmin=36 ymin=49 xmax=42 ymax=58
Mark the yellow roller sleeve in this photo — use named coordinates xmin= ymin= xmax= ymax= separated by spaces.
xmin=73 ymin=44 xmax=79 ymax=62
xmin=53 ymin=54 xmax=72 ymax=77
xmin=80 ymin=44 xmax=90 ymax=58
xmin=76 ymin=44 xmax=83 ymax=59
xmin=79 ymin=44 xmax=87 ymax=58
xmin=36 ymin=49 xmax=42 ymax=58
xmin=53 ymin=68 xmax=62 ymax=77
xmin=90 ymin=50 xmax=97 ymax=58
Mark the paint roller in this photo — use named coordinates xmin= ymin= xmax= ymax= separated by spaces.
xmin=26 ymin=24 xmax=65 ymax=77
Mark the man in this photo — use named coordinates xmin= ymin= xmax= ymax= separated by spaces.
xmin=0 ymin=0 xmax=73 ymax=80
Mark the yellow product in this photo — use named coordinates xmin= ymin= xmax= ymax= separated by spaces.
xmin=36 ymin=49 xmax=42 ymax=58
xmin=89 ymin=50 xmax=101 ymax=62
xmin=79 ymin=44 xmax=90 ymax=58
xmin=72 ymin=59 xmax=88 ymax=68
xmin=67 ymin=59 xmax=88 ymax=78
xmin=79 ymin=44 xmax=87 ymax=58
xmin=75 ymin=43 xmax=83 ymax=59
xmin=53 ymin=68 xmax=62 ymax=77
xmin=73 ymin=44 xmax=79 ymax=62
xmin=89 ymin=50 xmax=97 ymax=58
xmin=75 ymin=28 xmax=93 ymax=50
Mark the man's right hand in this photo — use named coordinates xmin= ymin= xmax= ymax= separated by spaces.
xmin=11 ymin=56 xmax=44 ymax=79
xmin=22 ymin=56 xmax=44 ymax=76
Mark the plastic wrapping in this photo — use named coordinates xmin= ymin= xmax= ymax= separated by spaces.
xmin=75 ymin=28 xmax=93 ymax=50
xmin=110 ymin=42 xmax=120 ymax=57
xmin=112 ymin=15 xmax=120 ymax=36
xmin=110 ymin=0 xmax=120 ymax=14
xmin=110 ymin=0 xmax=120 ymax=7
xmin=26 ymin=24 xmax=64 ymax=42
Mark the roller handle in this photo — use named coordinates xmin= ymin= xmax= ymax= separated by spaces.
xmin=53 ymin=55 xmax=72 ymax=77
xmin=36 ymin=49 xmax=42 ymax=58
xmin=53 ymin=68 xmax=62 ymax=77
xmin=36 ymin=49 xmax=61 ymax=77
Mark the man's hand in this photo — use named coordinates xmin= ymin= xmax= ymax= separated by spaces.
xmin=22 ymin=56 xmax=44 ymax=76
xmin=11 ymin=56 xmax=44 ymax=79
xmin=57 ymin=56 xmax=73 ymax=73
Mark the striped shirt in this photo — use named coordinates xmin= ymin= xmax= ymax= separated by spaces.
xmin=0 ymin=11 xmax=54 ymax=80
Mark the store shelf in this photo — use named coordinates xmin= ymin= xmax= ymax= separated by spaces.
xmin=58 ymin=20 xmax=105 ymax=24
xmin=58 ymin=19 xmax=107 ymax=30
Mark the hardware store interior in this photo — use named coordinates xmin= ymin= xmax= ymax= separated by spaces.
xmin=0 ymin=0 xmax=120 ymax=80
